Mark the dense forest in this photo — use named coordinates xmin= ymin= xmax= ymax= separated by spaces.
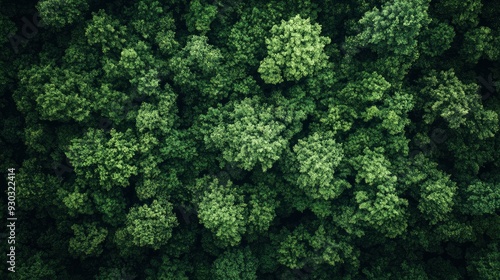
xmin=1 ymin=0 xmax=500 ymax=279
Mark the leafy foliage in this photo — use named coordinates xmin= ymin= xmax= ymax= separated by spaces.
xmin=259 ymin=14 xmax=330 ymax=84
xmin=2 ymin=0 xmax=500 ymax=279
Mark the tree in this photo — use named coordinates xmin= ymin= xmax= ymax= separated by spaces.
xmin=85 ymin=10 xmax=127 ymax=54
xmin=343 ymin=0 xmax=431 ymax=81
xmin=417 ymin=69 xmax=481 ymax=129
xmin=66 ymin=128 xmax=139 ymax=191
xmin=200 ymin=97 xmax=290 ymax=171
xmin=290 ymin=131 xmax=348 ymax=200
xmin=212 ymin=247 xmax=258 ymax=280
xmin=432 ymin=0 xmax=482 ymax=31
xmin=467 ymin=242 xmax=500 ymax=280
xmin=344 ymin=0 xmax=430 ymax=57
xmin=37 ymin=0 xmax=90 ymax=29
xmin=117 ymin=200 xmax=178 ymax=250
xmin=169 ymin=35 xmax=225 ymax=100
xmin=465 ymin=181 xmax=500 ymax=215
xmin=258 ymin=14 xmax=330 ymax=84
xmin=351 ymin=147 xmax=408 ymax=238
xmin=185 ymin=0 xmax=217 ymax=34
xmin=69 ymin=222 xmax=108 ymax=259
xmin=460 ymin=26 xmax=500 ymax=64
xmin=196 ymin=178 xmax=247 ymax=247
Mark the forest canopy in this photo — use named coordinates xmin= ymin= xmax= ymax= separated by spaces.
xmin=1 ymin=0 xmax=500 ymax=279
